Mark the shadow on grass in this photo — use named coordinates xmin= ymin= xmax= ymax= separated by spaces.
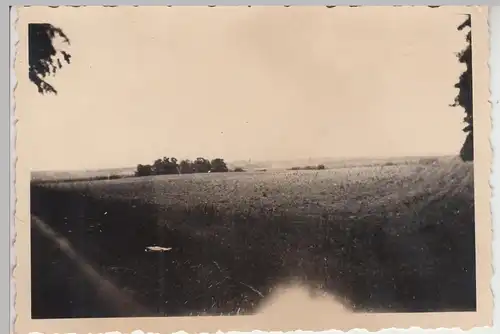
xmin=30 ymin=179 xmax=476 ymax=319
xmin=31 ymin=217 xmax=124 ymax=318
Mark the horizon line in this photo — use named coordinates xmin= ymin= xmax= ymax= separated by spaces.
xmin=31 ymin=153 xmax=459 ymax=174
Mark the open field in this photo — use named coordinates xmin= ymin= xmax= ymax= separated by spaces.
xmin=31 ymin=167 xmax=137 ymax=183
xmin=30 ymin=157 xmax=476 ymax=318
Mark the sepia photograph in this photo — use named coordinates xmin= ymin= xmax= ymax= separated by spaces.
xmin=13 ymin=5 xmax=492 ymax=333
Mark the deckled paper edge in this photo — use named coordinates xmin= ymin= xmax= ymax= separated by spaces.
xmin=11 ymin=5 xmax=18 ymax=334
xmin=488 ymin=5 xmax=499 ymax=334
xmin=10 ymin=5 xmax=496 ymax=334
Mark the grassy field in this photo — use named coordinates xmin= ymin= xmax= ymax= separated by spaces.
xmin=30 ymin=156 xmax=476 ymax=318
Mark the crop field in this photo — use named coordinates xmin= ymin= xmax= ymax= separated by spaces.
xmin=30 ymin=157 xmax=476 ymax=318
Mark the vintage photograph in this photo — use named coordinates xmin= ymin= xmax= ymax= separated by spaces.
xmin=13 ymin=5 xmax=492 ymax=333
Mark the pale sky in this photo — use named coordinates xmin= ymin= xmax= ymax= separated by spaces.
xmin=17 ymin=7 xmax=468 ymax=171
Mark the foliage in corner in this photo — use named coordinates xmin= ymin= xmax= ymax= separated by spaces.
xmin=451 ymin=15 xmax=473 ymax=162
xmin=28 ymin=23 xmax=72 ymax=95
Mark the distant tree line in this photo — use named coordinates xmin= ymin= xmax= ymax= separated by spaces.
xmin=135 ymin=157 xmax=240 ymax=177
xmin=289 ymin=164 xmax=326 ymax=171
